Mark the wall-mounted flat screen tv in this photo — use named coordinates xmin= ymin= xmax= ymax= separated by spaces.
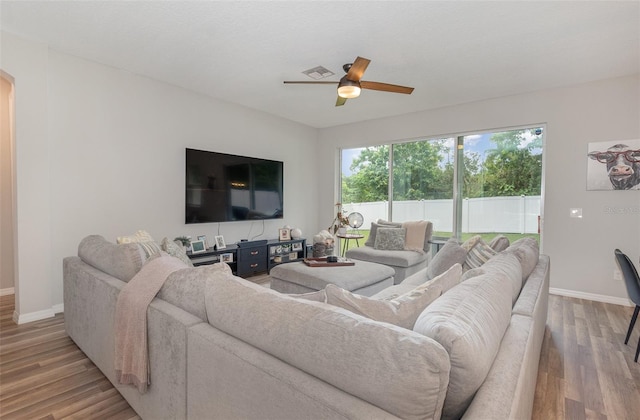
xmin=185 ymin=148 xmax=283 ymax=224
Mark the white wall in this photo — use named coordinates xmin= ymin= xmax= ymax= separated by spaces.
xmin=1 ymin=32 xmax=319 ymax=322
xmin=319 ymin=75 xmax=640 ymax=303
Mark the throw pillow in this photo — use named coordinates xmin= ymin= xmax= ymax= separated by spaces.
xmin=425 ymin=238 xmax=467 ymax=280
xmin=402 ymin=220 xmax=428 ymax=252
xmin=161 ymin=237 xmax=194 ymax=267
xmin=463 ymin=238 xmax=498 ymax=270
xmin=374 ymin=227 xmax=406 ymax=250
xmin=489 ymin=235 xmax=510 ymax=252
xmin=460 ymin=234 xmax=482 ymax=252
xmin=413 ymin=272 xmax=513 ymax=419
xmin=116 ymin=230 xmax=161 ymax=258
xmin=325 ymin=264 xmax=463 ymax=329
xmin=364 ymin=219 xmax=403 ymax=247
xmin=324 ymin=282 xmax=440 ymax=330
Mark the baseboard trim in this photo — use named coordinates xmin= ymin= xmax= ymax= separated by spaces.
xmin=13 ymin=307 xmax=56 ymax=324
xmin=52 ymin=303 xmax=64 ymax=314
xmin=550 ymin=287 xmax=633 ymax=307
xmin=0 ymin=287 xmax=15 ymax=296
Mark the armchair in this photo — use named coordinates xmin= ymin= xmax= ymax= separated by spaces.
xmin=345 ymin=220 xmax=433 ymax=283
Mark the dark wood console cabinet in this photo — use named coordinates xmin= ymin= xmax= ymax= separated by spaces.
xmin=186 ymin=238 xmax=306 ymax=278
xmin=186 ymin=247 xmax=237 ymax=273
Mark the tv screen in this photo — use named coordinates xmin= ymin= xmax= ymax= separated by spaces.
xmin=185 ymin=148 xmax=283 ymax=224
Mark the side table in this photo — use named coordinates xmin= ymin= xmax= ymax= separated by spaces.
xmin=336 ymin=233 xmax=365 ymax=257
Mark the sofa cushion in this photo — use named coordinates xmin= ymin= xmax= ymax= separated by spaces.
xmin=504 ymin=237 xmax=540 ymax=281
xmin=413 ymin=271 xmax=512 ymax=420
xmin=161 ymin=237 xmax=194 ymax=267
xmin=324 ymin=264 xmax=462 ymax=329
xmin=463 ymin=238 xmax=498 ymax=271
xmin=77 ymin=235 xmax=146 ymax=282
xmin=426 ymin=238 xmax=467 ymax=280
xmin=373 ymin=227 xmax=406 ymax=250
xmin=364 ymin=219 xmax=403 ymax=247
xmin=481 ymin=252 xmax=523 ymax=305
xmin=345 ymin=246 xmax=428 ymax=268
xmin=489 ymin=234 xmax=510 ymax=252
xmin=157 ymin=262 xmax=232 ymax=320
xmin=324 ymin=283 xmax=439 ymax=329
xmin=289 ymin=290 xmax=327 ymax=302
xmin=205 ymin=272 xmax=451 ymax=420
xmin=116 ymin=229 xmax=162 ymax=258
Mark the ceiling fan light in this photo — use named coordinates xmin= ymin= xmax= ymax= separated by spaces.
xmin=337 ymin=77 xmax=361 ymax=98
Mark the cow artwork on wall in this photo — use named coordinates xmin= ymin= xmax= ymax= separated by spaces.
xmin=587 ymin=140 xmax=640 ymax=191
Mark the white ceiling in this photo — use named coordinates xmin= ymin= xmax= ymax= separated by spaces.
xmin=1 ymin=1 xmax=639 ymax=128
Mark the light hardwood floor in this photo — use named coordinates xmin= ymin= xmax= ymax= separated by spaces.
xmin=1 ymin=293 xmax=639 ymax=419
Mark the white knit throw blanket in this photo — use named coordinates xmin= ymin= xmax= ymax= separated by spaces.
xmin=114 ymin=255 xmax=186 ymax=393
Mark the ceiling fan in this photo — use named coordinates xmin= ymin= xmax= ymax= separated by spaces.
xmin=283 ymin=56 xmax=414 ymax=107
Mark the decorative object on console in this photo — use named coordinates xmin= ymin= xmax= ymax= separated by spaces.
xmin=221 ymin=253 xmax=234 ymax=263
xmin=174 ymin=236 xmax=190 ymax=248
xmin=190 ymin=240 xmax=206 ymax=254
xmin=279 ymin=228 xmax=291 ymax=241
xmin=290 ymin=227 xmax=302 ymax=239
xmin=214 ymin=235 xmax=226 ymax=250
xmin=197 ymin=235 xmax=209 ymax=249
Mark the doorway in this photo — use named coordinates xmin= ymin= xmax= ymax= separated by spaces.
xmin=1 ymin=71 xmax=16 ymax=299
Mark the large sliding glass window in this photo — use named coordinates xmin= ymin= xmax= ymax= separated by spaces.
xmin=340 ymin=126 xmax=543 ymax=246
xmin=457 ymin=128 xmax=543 ymax=242
xmin=341 ymin=145 xmax=389 ymax=223
xmin=391 ymin=138 xmax=455 ymax=237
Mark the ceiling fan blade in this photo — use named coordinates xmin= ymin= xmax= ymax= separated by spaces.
xmin=335 ymin=96 xmax=347 ymax=107
xmin=346 ymin=56 xmax=371 ymax=81
xmin=360 ymin=81 xmax=414 ymax=94
xmin=283 ymin=81 xmax=338 ymax=85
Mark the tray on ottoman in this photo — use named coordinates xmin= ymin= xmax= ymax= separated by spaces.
xmin=270 ymin=260 xmax=395 ymax=297
xmin=303 ymin=257 xmax=355 ymax=267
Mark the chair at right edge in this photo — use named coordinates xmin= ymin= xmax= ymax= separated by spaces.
xmin=614 ymin=248 xmax=640 ymax=362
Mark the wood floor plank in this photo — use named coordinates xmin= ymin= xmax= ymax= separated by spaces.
xmin=1 ymin=293 xmax=639 ymax=420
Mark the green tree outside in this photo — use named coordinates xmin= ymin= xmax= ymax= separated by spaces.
xmin=341 ymin=129 xmax=542 ymax=203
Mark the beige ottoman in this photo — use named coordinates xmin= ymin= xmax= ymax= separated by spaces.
xmin=270 ymin=260 xmax=395 ymax=297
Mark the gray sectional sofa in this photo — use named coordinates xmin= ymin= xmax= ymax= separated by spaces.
xmin=64 ymin=235 xmax=549 ymax=419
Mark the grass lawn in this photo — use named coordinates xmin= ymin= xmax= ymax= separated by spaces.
xmin=341 ymin=230 xmax=539 ymax=253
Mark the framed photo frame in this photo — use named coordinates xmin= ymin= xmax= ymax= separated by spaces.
xmin=214 ymin=235 xmax=226 ymax=250
xmin=190 ymin=240 xmax=206 ymax=254
xmin=292 ymin=242 xmax=303 ymax=251
xmin=279 ymin=228 xmax=291 ymax=241
xmin=221 ymin=252 xmax=234 ymax=263
xmin=197 ymin=235 xmax=209 ymax=249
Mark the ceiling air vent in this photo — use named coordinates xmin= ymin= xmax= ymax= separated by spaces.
xmin=302 ymin=66 xmax=334 ymax=80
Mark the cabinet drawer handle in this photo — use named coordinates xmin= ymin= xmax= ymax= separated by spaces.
xmin=250 ymin=251 xmax=259 ymax=256
xmin=250 ymin=263 xmax=258 ymax=268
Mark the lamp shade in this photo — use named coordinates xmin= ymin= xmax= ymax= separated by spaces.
xmin=337 ymin=77 xmax=361 ymax=99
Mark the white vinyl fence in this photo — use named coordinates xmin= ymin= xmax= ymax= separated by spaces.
xmin=342 ymin=196 xmax=541 ymax=234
